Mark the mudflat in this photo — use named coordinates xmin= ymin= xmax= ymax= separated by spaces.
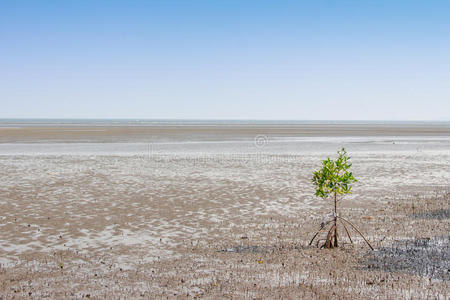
xmin=0 ymin=123 xmax=449 ymax=298
xmin=1 ymin=122 xmax=450 ymax=143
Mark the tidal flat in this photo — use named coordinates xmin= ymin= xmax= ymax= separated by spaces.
xmin=0 ymin=122 xmax=449 ymax=298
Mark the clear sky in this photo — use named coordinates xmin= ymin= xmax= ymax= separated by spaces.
xmin=1 ymin=1 xmax=449 ymax=120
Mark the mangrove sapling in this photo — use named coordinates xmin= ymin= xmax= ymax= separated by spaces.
xmin=309 ymin=148 xmax=373 ymax=250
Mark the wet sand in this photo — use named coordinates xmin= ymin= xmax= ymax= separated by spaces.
xmin=0 ymin=123 xmax=449 ymax=298
xmin=1 ymin=122 xmax=450 ymax=143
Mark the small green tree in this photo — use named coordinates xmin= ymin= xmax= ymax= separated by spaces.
xmin=309 ymin=148 xmax=373 ymax=250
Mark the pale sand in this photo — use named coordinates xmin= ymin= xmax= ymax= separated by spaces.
xmin=0 ymin=125 xmax=449 ymax=298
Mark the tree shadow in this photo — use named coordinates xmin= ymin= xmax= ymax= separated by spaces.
xmin=410 ymin=209 xmax=450 ymax=220
xmin=362 ymin=236 xmax=449 ymax=281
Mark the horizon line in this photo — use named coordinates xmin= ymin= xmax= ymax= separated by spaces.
xmin=1 ymin=118 xmax=449 ymax=122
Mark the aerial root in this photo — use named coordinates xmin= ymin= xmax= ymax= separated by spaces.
xmin=309 ymin=223 xmax=331 ymax=246
xmin=308 ymin=216 xmax=374 ymax=250
xmin=339 ymin=219 xmax=353 ymax=244
xmin=324 ymin=224 xmax=336 ymax=249
xmin=338 ymin=216 xmax=374 ymax=250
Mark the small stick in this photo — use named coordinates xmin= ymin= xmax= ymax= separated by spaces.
xmin=339 ymin=219 xmax=353 ymax=244
xmin=338 ymin=216 xmax=374 ymax=250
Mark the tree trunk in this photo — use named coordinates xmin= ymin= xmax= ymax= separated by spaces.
xmin=334 ymin=191 xmax=338 ymax=247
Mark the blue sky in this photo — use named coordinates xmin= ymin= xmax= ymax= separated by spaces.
xmin=1 ymin=1 xmax=449 ymax=120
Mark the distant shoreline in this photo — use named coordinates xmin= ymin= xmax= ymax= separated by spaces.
xmin=0 ymin=121 xmax=449 ymax=143
xmin=1 ymin=118 xmax=450 ymax=127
